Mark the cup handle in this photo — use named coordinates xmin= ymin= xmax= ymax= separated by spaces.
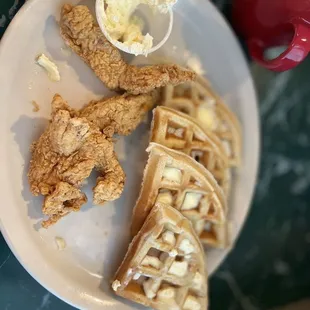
xmin=248 ymin=19 xmax=310 ymax=72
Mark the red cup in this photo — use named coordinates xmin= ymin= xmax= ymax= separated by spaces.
xmin=232 ymin=0 xmax=310 ymax=71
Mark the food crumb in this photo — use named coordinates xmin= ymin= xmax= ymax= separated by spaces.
xmin=186 ymin=55 xmax=205 ymax=75
xmin=31 ymin=100 xmax=40 ymax=112
xmin=36 ymin=53 xmax=60 ymax=82
xmin=55 ymin=236 xmax=66 ymax=251
xmin=112 ymin=280 xmax=121 ymax=292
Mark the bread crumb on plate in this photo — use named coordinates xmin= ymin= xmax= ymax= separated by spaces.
xmin=31 ymin=100 xmax=40 ymax=112
xmin=55 ymin=236 xmax=66 ymax=250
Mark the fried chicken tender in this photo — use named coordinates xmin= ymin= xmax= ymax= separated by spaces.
xmin=79 ymin=91 xmax=159 ymax=135
xmin=42 ymin=182 xmax=87 ymax=228
xmin=28 ymin=94 xmax=125 ymax=228
xmin=60 ymin=4 xmax=196 ymax=94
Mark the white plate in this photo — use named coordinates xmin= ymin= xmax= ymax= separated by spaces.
xmin=0 ymin=0 xmax=259 ymax=309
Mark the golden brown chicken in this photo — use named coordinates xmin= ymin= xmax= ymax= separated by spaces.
xmin=28 ymin=94 xmax=125 ymax=228
xmin=60 ymin=4 xmax=196 ymax=94
xmin=79 ymin=91 xmax=158 ymax=135
xmin=29 ymin=89 xmax=159 ymax=228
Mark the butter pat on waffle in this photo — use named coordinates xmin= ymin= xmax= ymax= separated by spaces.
xmin=131 ymin=143 xmax=228 ymax=248
xmin=150 ymin=106 xmax=231 ymax=196
xmin=162 ymin=75 xmax=242 ymax=167
xmin=112 ymin=204 xmax=208 ymax=310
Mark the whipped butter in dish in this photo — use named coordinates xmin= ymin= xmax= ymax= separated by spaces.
xmin=97 ymin=0 xmax=177 ymax=56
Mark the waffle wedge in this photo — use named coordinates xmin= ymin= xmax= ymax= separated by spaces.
xmin=163 ymin=75 xmax=242 ymax=167
xmin=150 ymin=106 xmax=231 ymax=196
xmin=112 ymin=203 xmax=208 ymax=310
xmin=131 ymin=143 xmax=228 ymax=248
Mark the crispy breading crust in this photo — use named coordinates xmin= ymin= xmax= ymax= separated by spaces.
xmin=28 ymin=94 xmax=125 ymax=227
xmin=79 ymin=91 xmax=159 ymax=135
xmin=60 ymin=4 xmax=196 ymax=94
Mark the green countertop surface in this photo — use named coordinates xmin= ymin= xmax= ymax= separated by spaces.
xmin=1 ymin=0 xmax=310 ymax=309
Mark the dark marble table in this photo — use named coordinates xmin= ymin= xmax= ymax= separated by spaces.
xmin=1 ymin=1 xmax=310 ymax=309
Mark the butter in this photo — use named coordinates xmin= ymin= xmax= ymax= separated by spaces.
xmin=103 ymin=0 xmax=177 ymax=55
xmin=162 ymin=167 xmax=182 ymax=183
xmin=183 ymin=296 xmax=201 ymax=310
xmin=197 ymin=100 xmax=217 ymax=131
xmin=156 ymin=190 xmax=174 ymax=205
xmin=157 ymin=286 xmax=175 ymax=299
xmin=168 ymin=261 xmax=188 ymax=277
xmin=197 ymin=107 xmax=216 ymax=131
xmin=36 ymin=54 xmax=60 ymax=82
xmin=143 ymin=278 xmax=161 ymax=299
xmin=141 ymin=256 xmax=162 ymax=269
xmin=149 ymin=0 xmax=177 ymax=13
xmin=122 ymin=17 xmax=153 ymax=54
xmin=178 ymin=239 xmax=194 ymax=255
xmin=195 ymin=219 xmax=205 ymax=235
xmin=181 ymin=192 xmax=202 ymax=210
xmin=192 ymin=272 xmax=204 ymax=291
xmin=162 ymin=230 xmax=176 ymax=245
xmin=169 ymin=249 xmax=178 ymax=257
xmin=167 ymin=126 xmax=185 ymax=138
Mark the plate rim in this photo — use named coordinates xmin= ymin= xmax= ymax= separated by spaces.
xmin=203 ymin=0 xmax=260 ymax=272
xmin=0 ymin=0 xmax=260 ymax=309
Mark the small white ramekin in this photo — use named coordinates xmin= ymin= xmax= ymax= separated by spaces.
xmin=95 ymin=0 xmax=173 ymax=56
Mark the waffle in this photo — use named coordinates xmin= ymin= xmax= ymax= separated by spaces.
xmin=162 ymin=75 xmax=242 ymax=167
xmin=150 ymin=106 xmax=231 ymax=196
xmin=112 ymin=203 xmax=208 ymax=310
xmin=131 ymin=143 xmax=228 ymax=248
